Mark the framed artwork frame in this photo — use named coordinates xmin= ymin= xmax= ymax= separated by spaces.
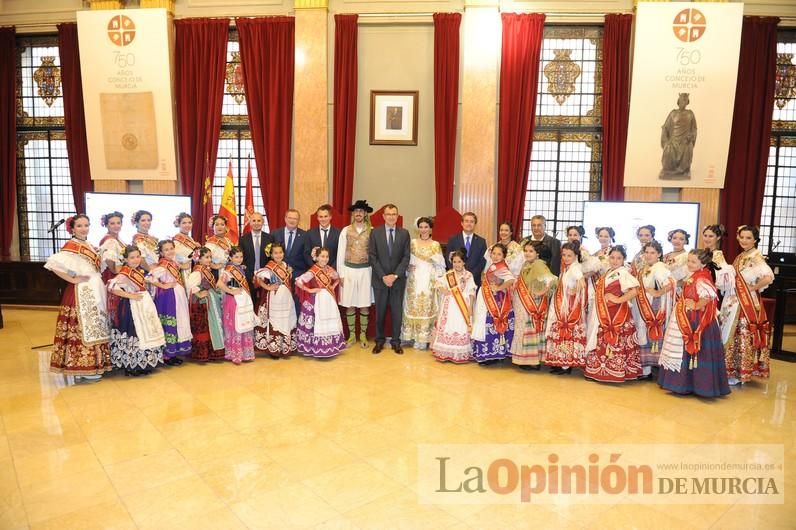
xmin=369 ymin=90 xmax=419 ymax=146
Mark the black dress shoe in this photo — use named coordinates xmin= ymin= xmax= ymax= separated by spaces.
xmin=555 ymin=367 xmax=572 ymax=375
xmin=549 ymin=366 xmax=563 ymax=374
xmin=392 ymin=344 xmax=404 ymax=354
xmin=372 ymin=342 xmax=384 ymax=354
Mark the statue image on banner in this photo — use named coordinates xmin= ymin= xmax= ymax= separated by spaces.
xmin=99 ymin=91 xmax=159 ymax=170
xmin=659 ymin=93 xmax=697 ymax=180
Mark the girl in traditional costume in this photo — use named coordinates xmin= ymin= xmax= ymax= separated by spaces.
xmin=173 ymin=212 xmax=200 ymax=286
xmin=401 ymin=217 xmax=446 ymax=349
xmin=296 ymin=248 xmax=346 ymax=358
xmin=664 ymin=229 xmax=690 ymax=296
xmin=544 ymin=241 xmax=587 ymax=375
xmin=510 ymin=241 xmax=556 ymax=370
xmin=147 ymin=240 xmax=192 ymax=365
xmin=472 ymin=243 xmax=516 ymax=364
xmin=584 ymin=246 xmax=642 ymax=383
xmin=484 ymin=222 xmax=524 ymax=276
xmin=630 ymin=225 xmax=656 ymax=275
xmin=99 ymin=211 xmax=126 ymax=283
xmin=720 ymin=225 xmax=774 ymax=385
xmin=218 ymin=246 xmax=256 ymax=364
xmin=131 ymin=210 xmax=158 ymax=272
xmin=431 ymin=249 xmax=476 ymax=363
xmin=566 ymin=225 xmax=602 ymax=333
xmin=186 ymin=247 xmax=226 ymax=363
xmin=594 ymin=226 xmax=616 ymax=274
xmin=45 ymin=215 xmax=112 ymax=380
xmin=253 ymin=242 xmax=298 ymax=358
xmin=632 ymin=241 xmax=675 ymax=379
xmin=658 ymin=249 xmax=730 ymax=397
xmin=107 ymin=245 xmax=165 ymax=375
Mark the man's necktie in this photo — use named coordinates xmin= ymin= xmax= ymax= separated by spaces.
xmin=388 ymin=228 xmax=394 ymax=257
xmin=253 ymin=234 xmax=260 ymax=269
xmin=321 ymin=228 xmax=328 ymax=248
xmin=287 ymin=231 xmax=294 ymax=254
xmin=465 ymin=235 xmax=471 ymax=257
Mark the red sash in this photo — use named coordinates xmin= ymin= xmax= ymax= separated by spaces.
xmin=117 ymin=265 xmax=146 ymax=290
xmin=206 ymin=235 xmax=231 ymax=251
xmin=174 ymin=233 xmax=199 ymax=251
xmin=192 ymin=264 xmax=216 ymax=288
xmin=310 ymin=264 xmax=336 ymax=298
xmin=553 ymin=268 xmax=582 ymax=340
xmin=266 ymin=261 xmax=292 ymax=290
xmin=636 ymin=268 xmax=668 ymax=342
xmin=446 ymin=270 xmax=471 ymax=330
xmin=62 ymin=240 xmax=101 ymax=271
xmin=675 ymin=270 xmax=716 ymax=368
xmin=515 ymin=274 xmax=548 ymax=332
xmin=224 ymin=264 xmax=250 ymax=294
xmin=158 ymin=258 xmax=184 ymax=287
xmin=594 ymin=271 xmax=631 ymax=346
xmin=481 ymin=278 xmax=511 ymax=335
xmin=133 ymin=233 xmax=157 ymax=250
xmin=733 ymin=256 xmax=770 ymax=350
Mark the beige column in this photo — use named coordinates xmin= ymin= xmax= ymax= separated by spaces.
xmin=624 ymin=187 xmax=663 ymax=202
xmin=293 ymin=0 xmax=329 ymax=228
xmin=458 ymin=1 xmax=500 ymax=240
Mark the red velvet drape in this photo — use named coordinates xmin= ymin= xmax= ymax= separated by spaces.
xmin=720 ymin=16 xmax=780 ymax=263
xmin=57 ymin=23 xmax=92 ymax=214
xmin=497 ymin=13 xmax=545 ymax=234
xmin=237 ymin=17 xmax=295 ymax=226
xmin=174 ymin=18 xmax=229 ymax=243
xmin=601 ymin=14 xmax=632 ymax=202
xmin=0 ymin=27 xmax=15 ymax=259
xmin=332 ymin=14 xmax=358 ymax=211
xmin=433 ymin=13 xmax=461 ymax=213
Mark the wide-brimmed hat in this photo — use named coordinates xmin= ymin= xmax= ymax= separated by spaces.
xmin=348 ymin=199 xmax=373 ymax=213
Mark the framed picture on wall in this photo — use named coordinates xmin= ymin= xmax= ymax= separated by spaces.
xmin=369 ymin=90 xmax=419 ymax=146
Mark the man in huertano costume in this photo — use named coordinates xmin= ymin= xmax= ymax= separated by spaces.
xmin=336 ymin=200 xmax=374 ymax=348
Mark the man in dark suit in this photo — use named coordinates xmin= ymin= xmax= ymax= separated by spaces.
xmin=272 ymin=208 xmax=307 ymax=313
xmin=368 ymin=203 xmax=410 ymax=354
xmin=445 ymin=211 xmax=487 ymax=283
xmin=240 ymin=212 xmax=273 ymax=300
xmin=521 ymin=214 xmax=561 ymax=275
xmin=303 ymin=204 xmax=340 ymax=269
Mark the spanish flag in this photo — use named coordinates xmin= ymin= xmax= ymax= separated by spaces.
xmin=219 ymin=160 xmax=239 ymax=244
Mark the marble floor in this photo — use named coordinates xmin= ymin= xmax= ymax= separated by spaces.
xmin=0 ymin=307 xmax=793 ymax=530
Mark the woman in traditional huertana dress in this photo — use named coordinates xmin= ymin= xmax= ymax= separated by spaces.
xmin=186 ymin=247 xmax=226 ymax=363
xmin=471 ymin=243 xmax=516 ymax=365
xmin=630 ymin=225 xmax=656 ymax=275
xmin=205 ymin=215 xmax=232 ymax=277
xmin=131 ymin=210 xmax=158 ymax=272
xmin=107 ymin=245 xmax=165 ymax=376
xmin=584 ymin=245 xmax=642 ymax=383
xmin=632 ymin=241 xmax=675 ymax=380
xmin=702 ymin=224 xmax=735 ymax=296
xmin=296 ymin=248 xmax=346 ymax=358
xmin=99 ymin=210 xmax=126 ymax=284
xmin=431 ymin=249 xmax=476 ymax=363
xmin=218 ymin=246 xmax=256 ymax=364
xmin=44 ymin=214 xmax=112 ymax=381
xmin=253 ymin=242 xmax=298 ymax=358
xmin=664 ymin=229 xmax=690 ymax=297
xmin=720 ymin=225 xmax=774 ymax=386
xmin=400 ymin=217 xmax=445 ymax=350
xmin=658 ymin=249 xmax=730 ymax=397
xmin=172 ymin=212 xmax=201 ymax=286
xmin=510 ymin=241 xmax=556 ymax=370
xmin=147 ymin=240 xmax=193 ymax=365
xmin=544 ymin=241 xmax=587 ymax=375
xmin=484 ymin=222 xmax=524 ymax=276
xmin=593 ymin=226 xmax=616 ymax=274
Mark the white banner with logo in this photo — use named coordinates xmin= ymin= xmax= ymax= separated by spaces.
xmin=623 ymin=3 xmax=743 ymax=188
xmin=77 ymin=8 xmax=177 ymax=181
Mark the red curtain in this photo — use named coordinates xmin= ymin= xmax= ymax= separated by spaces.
xmin=237 ymin=17 xmax=295 ymax=226
xmin=497 ymin=13 xmax=545 ymax=234
xmin=0 ymin=27 xmax=15 ymax=259
xmin=601 ymin=14 xmax=632 ymax=202
xmin=332 ymin=14 xmax=358 ymax=211
xmin=58 ymin=23 xmax=92 ymax=214
xmin=720 ymin=16 xmax=779 ymax=263
xmin=174 ymin=18 xmax=229 ymax=243
xmin=433 ymin=13 xmax=461 ymax=213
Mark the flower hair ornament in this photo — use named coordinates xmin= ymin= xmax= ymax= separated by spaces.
xmin=191 ymin=248 xmax=202 ymax=261
xmin=64 ymin=216 xmax=75 ymax=234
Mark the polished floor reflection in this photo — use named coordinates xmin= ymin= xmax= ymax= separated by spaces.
xmin=0 ymin=308 xmax=793 ymax=529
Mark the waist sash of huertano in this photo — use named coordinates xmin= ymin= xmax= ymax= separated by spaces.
xmin=553 ymin=273 xmax=581 ymax=340
xmin=174 ymin=233 xmax=199 ymax=251
xmin=595 ymin=273 xmax=630 ymax=346
xmin=193 ymin=264 xmax=216 ymax=288
xmin=733 ymin=259 xmax=770 ymax=350
xmin=159 ymin=258 xmax=185 ymax=287
xmin=310 ymin=264 xmax=336 ymax=298
xmin=446 ymin=270 xmax=471 ymax=329
xmin=266 ymin=261 xmax=292 ymax=290
xmin=636 ymin=271 xmax=667 ymax=342
xmin=62 ymin=240 xmax=101 ymax=271
xmin=481 ymin=278 xmax=511 ymax=335
xmin=675 ymin=272 xmax=717 ymax=368
xmin=224 ymin=264 xmax=250 ymax=294
xmin=118 ymin=266 xmax=146 ymax=290
xmin=516 ymin=274 xmax=547 ymax=333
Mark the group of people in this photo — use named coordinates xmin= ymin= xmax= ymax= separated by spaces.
xmin=45 ymin=202 xmax=774 ymax=399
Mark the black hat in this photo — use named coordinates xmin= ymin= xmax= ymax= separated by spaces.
xmin=348 ymin=200 xmax=373 ymax=213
